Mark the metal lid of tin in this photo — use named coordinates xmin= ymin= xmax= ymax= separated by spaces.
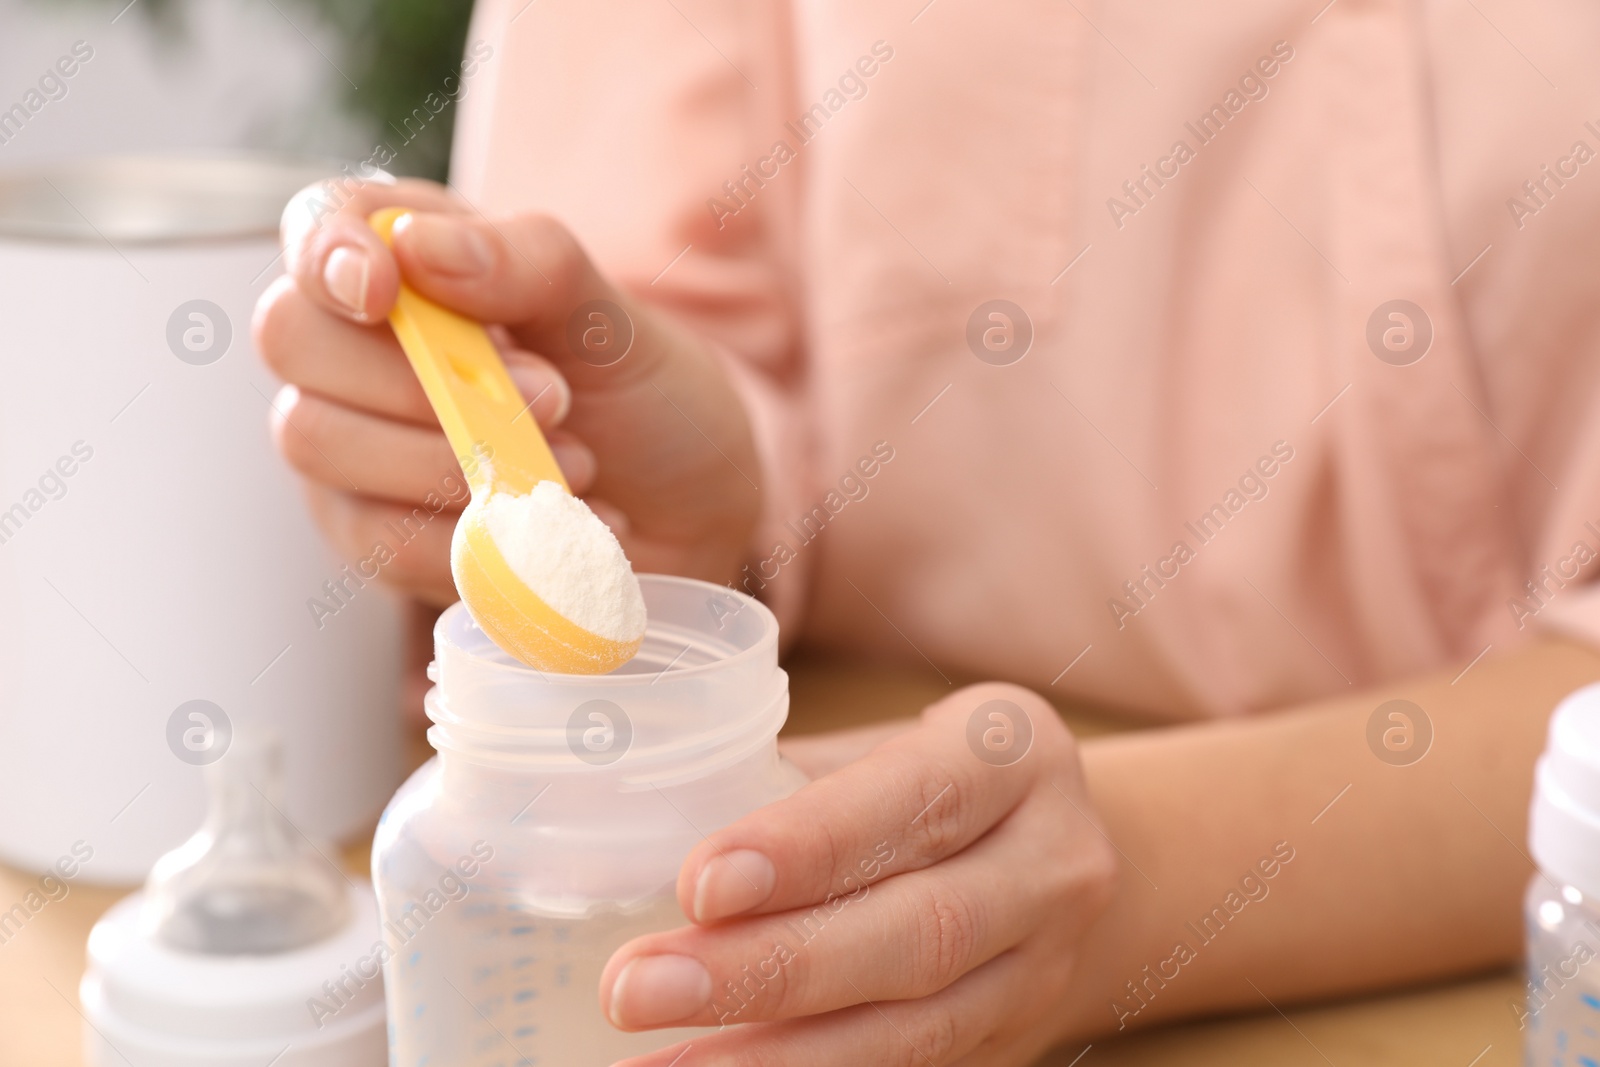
xmin=0 ymin=153 xmax=335 ymax=244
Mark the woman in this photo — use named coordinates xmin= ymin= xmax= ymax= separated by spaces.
xmin=255 ymin=0 xmax=1600 ymax=1061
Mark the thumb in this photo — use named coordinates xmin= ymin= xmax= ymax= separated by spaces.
xmin=280 ymin=176 xmax=460 ymax=323
xmin=389 ymin=210 xmax=652 ymax=385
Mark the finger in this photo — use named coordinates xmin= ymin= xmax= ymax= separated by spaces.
xmin=545 ymin=429 xmax=598 ymax=496
xmin=609 ymin=949 xmax=1044 ymax=1067
xmin=273 ymin=384 xmax=590 ymax=501
xmin=301 ymin=485 xmax=458 ymax=606
xmin=779 ymin=719 xmax=919 ymax=780
xmin=269 ymin=385 xmax=467 ymax=504
xmin=257 ymin=277 xmax=576 ymax=433
xmin=255 ymin=276 xmax=435 ymax=425
xmin=280 ymin=175 xmax=457 ymax=268
xmin=282 ymin=177 xmax=459 ymax=323
xmin=387 ymin=211 xmax=659 ymax=385
xmin=677 ymin=683 xmax=1058 ymax=925
xmin=584 ymin=497 xmax=630 ymax=540
xmin=602 ymin=783 xmax=1080 ymax=1027
xmin=502 ymin=350 xmax=574 ymax=429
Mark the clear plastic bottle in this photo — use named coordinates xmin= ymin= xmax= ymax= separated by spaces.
xmin=1524 ymin=683 xmax=1600 ymax=1062
xmin=373 ymin=574 xmax=805 ymax=1066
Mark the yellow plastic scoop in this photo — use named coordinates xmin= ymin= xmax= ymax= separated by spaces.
xmin=369 ymin=207 xmax=643 ymax=673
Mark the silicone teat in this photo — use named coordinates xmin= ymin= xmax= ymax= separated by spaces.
xmin=144 ymin=733 xmax=349 ymax=955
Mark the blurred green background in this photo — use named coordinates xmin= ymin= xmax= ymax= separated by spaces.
xmin=51 ymin=0 xmax=477 ymax=179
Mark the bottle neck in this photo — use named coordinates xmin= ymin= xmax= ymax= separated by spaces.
xmin=426 ymin=582 xmax=788 ymax=786
xmin=425 ymin=682 xmax=790 ymax=788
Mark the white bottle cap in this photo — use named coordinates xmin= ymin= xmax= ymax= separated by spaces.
xmin=1530 ymin=682 xmax=1600 ymax=899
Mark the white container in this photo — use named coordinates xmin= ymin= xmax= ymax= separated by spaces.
xmin=1523 ymin=683 xmax=1600 ymax=1058
xmin=373 ymin=575 xmax=804 ymax=1065
xmin=0 ymin=155 xmax=401 ymax=882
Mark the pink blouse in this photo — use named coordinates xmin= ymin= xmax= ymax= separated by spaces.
xmin=453 ymin=0 xmax=1600 ymax=719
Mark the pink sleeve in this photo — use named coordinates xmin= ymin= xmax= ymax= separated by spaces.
xmin=453 ymin=0 xmax=817 ymax=633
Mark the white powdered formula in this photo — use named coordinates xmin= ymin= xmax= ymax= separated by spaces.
xmin=479 ymin=482 xmax=646 ymax=642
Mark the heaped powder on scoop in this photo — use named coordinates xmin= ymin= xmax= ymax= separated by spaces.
xmin=479 ymin=481 xmax=647 ymax=642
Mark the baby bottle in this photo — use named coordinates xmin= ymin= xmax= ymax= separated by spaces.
xmin=1524 ymin=682 xmax=1600 ymax=1060
xmin=81 ymin=733 xmax=387 ymax=1065
xmin=372 ymin=574 xmax=805 ymax=1065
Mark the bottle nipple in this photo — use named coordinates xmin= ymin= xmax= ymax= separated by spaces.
xmin=142 ymin=731 xmax=350 ymax=954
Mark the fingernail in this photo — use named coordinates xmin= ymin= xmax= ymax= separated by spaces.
xmin=693 ymin=849 xmax=776 ymax=923
xmin=398 ymin=213 xmax=492 ymax=277
xmin=506 ymin=362 xmax=572 ymax=426
xmin=323 ymin=246 xmax=370 ymax=319
xmin=608 ymin=955 xmax=712 ymax=1029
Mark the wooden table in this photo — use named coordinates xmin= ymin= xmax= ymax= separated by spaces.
xmin=0 ymin=650 xmax=1525 ymax=1065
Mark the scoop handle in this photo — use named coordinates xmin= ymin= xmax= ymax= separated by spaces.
xmin=368 ymin=207 xmax=568 ymax=497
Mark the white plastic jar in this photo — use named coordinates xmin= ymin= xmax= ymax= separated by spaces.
xmin=372 ymin=574 xmax=805 ymax=1065
xmin=1524 ymin=682 xmax=1600 ymax=1061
